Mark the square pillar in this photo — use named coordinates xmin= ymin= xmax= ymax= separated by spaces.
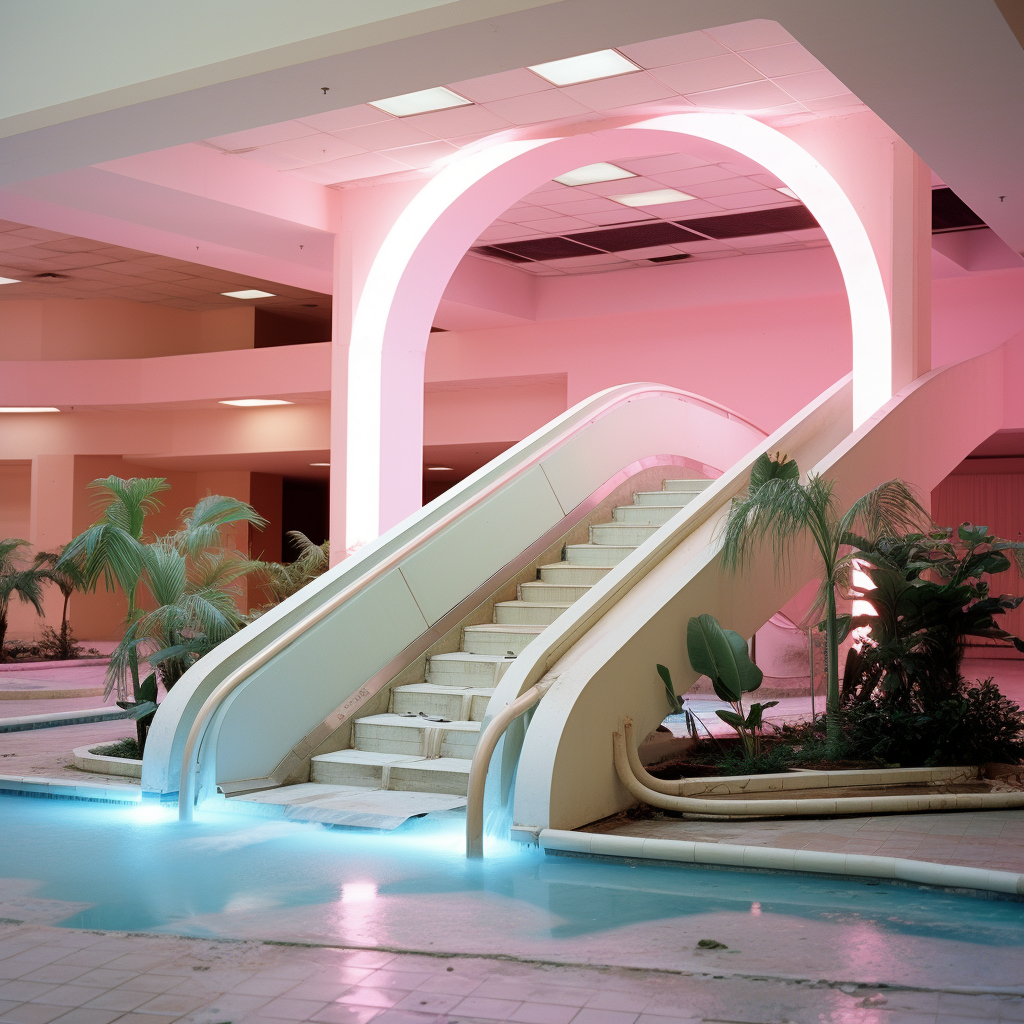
xmin=29 ymin=454 xmax=76 ymax=634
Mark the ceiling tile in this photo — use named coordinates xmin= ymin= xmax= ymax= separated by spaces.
xmin=560 ymin=71 xmax=676 ymax=110
xmin=704 ymin=19 xmax=796 ymax=50
xmin=711 ymin=189 xmax=794 ymax=210
xmin=649 ymin=54 xmax=761 ymax=95
xmin=775 ymin=69 xmax=853 ymax=101
xmin=801 ymin=96 xmax=867 ymax=113
xmin=574 ymin=209 xmax=655 ymax=225
xmin=32 ymin=237 xmax=110 ymax=253
xmin=549 ymin=253 xmax=627 ymax=268
xmin=684 ymin=176 xmax=768 ymax=198
xmin=686 ymin=80 xmax=794 ymax=109
xmin=296 ymin=104 xmax=392 ymax=132
xmin=402 ymin=104 xmax=512 ymax=137
xmin=290 ymin=152 xmax=409 ymax=184
xmin=448 ymin=68 xmax=552 ymax=103
xmin=613 ymin=244 xmax=682 ymax=259
xmin=235 ymin=148 xmax=324 ymax=172
xmin=251 ymin=134 xmax=366 ymax=168
xmin=207 ymin=121 xmax=319 ymax=150
xmin=571 ymin=175 xmax=660 ymax=197
xmin=739 ymin=42 xmax=824 ymax=77
xmin=654 ymin=165 xmax=740 ymax=188
xmin=8 ymin=227 xmax=73 ymax=242
xmin=616 ymin=152 xmax=712 ymax=175
xmin=0 ymin=235 xmax=37 ymax=252
xmin=630 ymin=198 xmax=720 ymax=218
xmin=333 ymin=119 xmax=437 ymax=150
xmin=519 ymin=216 xmax=595 ymax=233
xmin=543 ymin=197 xmax=625 ymax=216
xmin=384 ymin=141 xmax=460 ymax=168
xmin=618 ymin=31 xmax=727 ymax=69
xmin=484 ymin=91 xmax=591 ymax=125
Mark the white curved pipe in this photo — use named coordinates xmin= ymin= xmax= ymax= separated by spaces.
xmin=613 ymin=725 xmax=1024 ymax=817
xmin=466 ymin=679 xmax=552 ymax=858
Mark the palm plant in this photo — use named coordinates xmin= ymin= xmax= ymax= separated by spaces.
xmin=250 ymin=530 xmax=329 ymax=611
xmin=33 ymin=546 xmax=90 ymax=659
xmin=720 ymin=452 xmax=928 ymax=749
xmin=0 ymin=539 xmax=47 ymax=660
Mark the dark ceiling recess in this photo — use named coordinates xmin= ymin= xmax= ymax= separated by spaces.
xmin=471 ymin=203 xmax=821 ymax=265
xmin=679 ymin=205 xmax=820 ymax=238
xmin=564 ymin=221 xmax=705 ymax=251
xmin=648 ymin=253 xmax=693 ymax=263
xmin=932 ymin=187 xmax=986 ymax=233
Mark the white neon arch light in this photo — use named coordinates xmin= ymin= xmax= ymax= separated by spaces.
xmin=346 ymin=114 xmax=891 ymax=548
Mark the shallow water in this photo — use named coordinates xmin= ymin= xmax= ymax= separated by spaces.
xmin=1 ymin=795 xmax=1021 ymax=988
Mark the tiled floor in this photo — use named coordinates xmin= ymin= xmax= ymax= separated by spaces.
xmin=0 ymin=923 xmax=1021 ymax=1024
xmin=584 ymin=809 xmax=1024 ymax=873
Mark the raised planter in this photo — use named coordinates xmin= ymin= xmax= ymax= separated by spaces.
xmin=72 ymin=745 xmax=142 ymax=779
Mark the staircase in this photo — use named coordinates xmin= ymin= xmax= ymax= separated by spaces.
xmin=229 ymin=478 xmax=713 ymax=828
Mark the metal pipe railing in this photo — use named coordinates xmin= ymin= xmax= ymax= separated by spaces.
xmin=176 ymin=384 xmax=760 ymax=820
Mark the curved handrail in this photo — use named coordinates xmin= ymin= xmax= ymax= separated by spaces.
xmin=177 ymin=382 xmax=763 ymax=819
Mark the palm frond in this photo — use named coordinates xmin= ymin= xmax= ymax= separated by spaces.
xmin=840 ymin=478 xmax=930 ymax=543
xmin=175 ymin=495 xmax=267 ymax=557
xmin=87 ymin=476 xmax=169 ymax=539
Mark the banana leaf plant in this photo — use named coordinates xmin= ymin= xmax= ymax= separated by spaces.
xmin=685 ymin=613 xmax=776 ymax=757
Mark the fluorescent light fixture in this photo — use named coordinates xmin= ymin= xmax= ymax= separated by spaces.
xmin=0 ymin=406 xmax=59 ymax=413
xmin=776 ymin=187 xmax=799 ymax=199
xmin=370 ymin=87 xmax=471 ymax=118
xmin=426 ymin=466 xmax=454 ymax=471
xmin=221 ymin=289 xmax=275 ymax=299
xmin=0 ymin=277 xmax=20 ymax=285
xmin=554 ymin=162 xmax=637 ymax=187
xmin=219 ymin=398 xmax=293 ymax=407
xmin=528 ymin=49 xmax=639 ymax=87
xmin=310 ymin=462 xmax=331 ymax=467
xmin=608 ymin=188 xmax=697 ymax=207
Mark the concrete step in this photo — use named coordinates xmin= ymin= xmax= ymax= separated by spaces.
xmin=228 ymin=782 xmax=466 ymax=829
xmin=426 ymin=652 xmax=513 ymax=687
xmin=538 ymin=562 xmax=613 ymax=586
xmin=590 ymin=522 xmax=660 ymax=545
xmin=393 ymin=683 xmax=493 ymax=721
xmin=310 ymin=750 xmax=474 ymax=796
xmin=387 ymin=757 xmax=472 ymax=796
xmin=519 ymin=580 xmax=593 ymax=603
xmin=462 ymin=623 xmax=544 ymax=655
xmin=310 ymin=749 xmax=424 ymax=787
xmin=353 ymin=713 xmax=481 ymax=759
xmin=633 ymin=490 xmax=700 ymax=506
xmin=663 ymin=478 xmax=714 ymax=491
xmin=612 ymin=504 xmax=682 ymax=525
xmin=565 ymin=543 xmax=636 ymax=566
xmin=494 ymin=600 xmax=571 ymax=625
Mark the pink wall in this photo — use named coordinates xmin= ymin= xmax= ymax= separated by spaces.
xmin=0 ymin=299 xmax=254 ymax=361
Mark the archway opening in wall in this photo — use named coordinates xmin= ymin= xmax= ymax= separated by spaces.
xmin=347 ymin=114 xmax=891 ymax=550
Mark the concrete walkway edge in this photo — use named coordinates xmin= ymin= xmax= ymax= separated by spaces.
xmin=539 ymin=827 xmax=1024 ymax=897
xmin=0 ymin=706 xmax=128 ymax=732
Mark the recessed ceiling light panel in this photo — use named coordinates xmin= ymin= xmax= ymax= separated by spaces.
xmin=554 ymin=162 xmax=637 ymax=187
xmin=528 ymin=49 xmax=640 ymax=86
xmin=0 ymin=277 xmax=20 ymax=285
xmin=370 ymin=86 xmax=471 ymax=118
xmin=776 ymin=187 xmax=798 ymax=199
xmin=426 ymin=466 xmax=454 ymax=471
xmin=608 ymin=188 xmax=697 ymax=207
xmin=219 ymin=398 xmax=293 ymax=407
xmin=0 ymin=406 xmax=60 ymax=413
xmin=309 ymin=462 xmax=331 ymax=467
xmin=221 ymin=289 xmax=275 ymax=299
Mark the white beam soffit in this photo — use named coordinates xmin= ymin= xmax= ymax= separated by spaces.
xmin=1 ymin=1 xmax=1022 ymax=251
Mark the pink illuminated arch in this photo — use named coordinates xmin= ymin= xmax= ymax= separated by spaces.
xmin=346 ymin=113 xmax=891 ymax=548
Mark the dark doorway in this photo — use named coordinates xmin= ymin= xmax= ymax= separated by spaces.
xmin=281 ymin=477 xmax=329 ymax=560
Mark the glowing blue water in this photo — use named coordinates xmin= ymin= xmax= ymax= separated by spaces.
xmin=0 ymin=794 xmax=1021 ymax=954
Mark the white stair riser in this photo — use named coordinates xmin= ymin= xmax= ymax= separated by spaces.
xmin=539 ymin=564 xmax=611 ymax=585
xmin=426 ymin=658 xmax=506 ymax=686
xmin=311 ymin=760 xmax=384 ymax=787
xmin=393 ymin=688 xmax=490 ymax=721
xmin=354 ymin=722 xmax=479 ymax=759
xmin=565 ymin=544 xmax=635 ymax=566
xmin=663 ymin=479 xmax=713 ymax=491
xmin=613 ymin=505 xmax=680 ymax=525
xmin=590 ymin=523 xmax=659 ymax=545
xmin=495 ymin=602 xmax=567 ymax=625
xmin=519 ymin=582 xmax=592 ymax=602
xmin=633 ymin=491 xmax=696 ymax=506
xmin=387 ymin=764 xmax=469 ymax=796
xmin=463 ymin=628 xmax=541 ymax=655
